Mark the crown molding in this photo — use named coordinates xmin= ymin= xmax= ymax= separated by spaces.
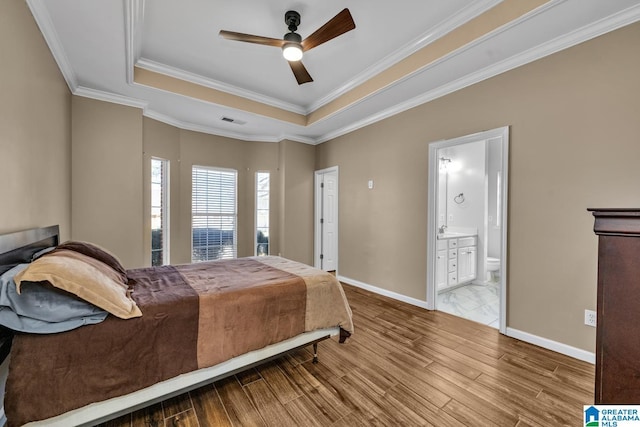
xmin=314 ymin=1 xmax=640 ymax=144
xmin=143 ymin=110 xmax=275 ymax=142
xmin=278 ymin=133 xmax=317 ymax=145
xmin=26 ymin=0 xmax=78 ymax=91
xmin=74 ymin=86 xmax=148 ymax=109
xmin=135 ymin=59 xmax=308 ymax=116
xmin=308 ymin=0 xmax=503 ymax=112
xmin=143 ymin=109 xmax=316 ymax=145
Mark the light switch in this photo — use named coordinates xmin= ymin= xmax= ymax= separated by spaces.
xmin=368 ymin=180 xmax=374 ymax=189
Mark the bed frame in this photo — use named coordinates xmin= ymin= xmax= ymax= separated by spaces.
xmin=0 ymin=226 xmax=339 ymax=427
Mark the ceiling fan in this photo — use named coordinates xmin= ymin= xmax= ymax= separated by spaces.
xmin=219 ymin=8 xmax=356 ymax=85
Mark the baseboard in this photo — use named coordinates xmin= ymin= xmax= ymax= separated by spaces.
xmin=506 ymin=327 xmax=595 ymax=364
xmin=338 ymin=275 xmax=595 ymax=364
xmin=338 ymin=275 xmax=429 ymax=309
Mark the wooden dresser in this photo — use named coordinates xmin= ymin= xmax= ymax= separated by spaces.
xmin=589 ymin=208 xmax=640 ymax=404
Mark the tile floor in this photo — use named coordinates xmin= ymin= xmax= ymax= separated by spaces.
xmin=437 ymin=281 xmax=500 ymax=328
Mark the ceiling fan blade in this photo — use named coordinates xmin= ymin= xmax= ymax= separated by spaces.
xmin=289 ymin=61 xmax=313 ymax=85
xmin=219 ymin=30 xmax=285 ymax=48
xmin=301 ymin=8 xmax=355 ymax=52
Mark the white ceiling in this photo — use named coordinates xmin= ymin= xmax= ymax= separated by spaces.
xmin=28 ymin=0 xmax=640 ymax=144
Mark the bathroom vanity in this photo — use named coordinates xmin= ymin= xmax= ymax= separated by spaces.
xmin=436 ymin=233 xmax=477 ymax=291
xmin=589 ymin=208 xmax=640 ymax=403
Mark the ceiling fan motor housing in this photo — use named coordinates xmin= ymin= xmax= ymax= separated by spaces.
xmin=284 ymin=32 xmax=302 ymax=43
xmin=285 ymin=10 xmax=300 ymax=32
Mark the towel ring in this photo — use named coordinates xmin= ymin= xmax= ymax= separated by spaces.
xmin=454 ymin=193 xmax=465 ymax=204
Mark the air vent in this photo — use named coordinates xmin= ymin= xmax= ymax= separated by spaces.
xmin=220 ymin=117 xmax=246 ymax=125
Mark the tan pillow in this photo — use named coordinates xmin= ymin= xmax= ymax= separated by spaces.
xmin=14 ymin=249 xmax=142 ymax=319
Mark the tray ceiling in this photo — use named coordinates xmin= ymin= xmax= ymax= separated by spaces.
xmin=28 ymin=0 xmax=640 ymax=143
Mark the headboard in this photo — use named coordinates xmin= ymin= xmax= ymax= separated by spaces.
xmin=0 ymin=225 xmax=60 ymax=359
xmin=0 ymin=225 xmax=60 ymax=275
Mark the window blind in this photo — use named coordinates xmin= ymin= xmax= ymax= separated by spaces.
xmin=192 ymin=166 xmax=237 ymax=262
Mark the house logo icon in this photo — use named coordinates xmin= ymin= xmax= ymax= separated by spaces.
xmin=585 ymin=406 xmax=599 ymax=426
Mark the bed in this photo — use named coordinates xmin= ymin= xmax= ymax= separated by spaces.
xmin=0 ymin=225 xmax=353 ymax=426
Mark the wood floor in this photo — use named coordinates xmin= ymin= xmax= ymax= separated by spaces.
xmin=99 ymin=284 xmax=594 ymax=427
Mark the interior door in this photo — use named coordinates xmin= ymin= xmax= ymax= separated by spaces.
xmin=315 ymin=167 xmax=338 ymax=271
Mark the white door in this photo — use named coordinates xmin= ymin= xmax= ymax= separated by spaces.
xmin=315 ymin=167 xmax=338 ymax=271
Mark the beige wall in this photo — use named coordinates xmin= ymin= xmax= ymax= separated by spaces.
xmin=316 ymin=22 xmax=640 ymax=352
xmin=316 ymin=126 xmax=429 ymax=294
xmin=71 ymin=97 xmax=144 ymax=268
xmin=0 ymin=0 xmax=71 ymax=239
xmin=279 ymin=140 xmax=316 ymax=265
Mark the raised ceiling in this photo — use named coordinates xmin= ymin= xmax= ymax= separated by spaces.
xmin=28 ymin=0 xmax=640 ymax=144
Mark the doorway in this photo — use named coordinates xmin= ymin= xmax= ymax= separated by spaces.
xmin=427 ymin=127 xmax=509 ymax=333
xmin=314 ymin=166 xmax=339 ymax=272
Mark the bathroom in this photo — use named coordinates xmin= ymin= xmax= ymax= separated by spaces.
xmin=434 ymin=136 xmax=504 ymax=328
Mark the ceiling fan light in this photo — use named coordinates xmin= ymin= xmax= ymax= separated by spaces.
xmin=282 ymin=43 xmax=303 ymax=61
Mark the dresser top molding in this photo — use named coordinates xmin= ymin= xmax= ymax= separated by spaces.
xmin=588 ymin=208 xmax=640 ymax=237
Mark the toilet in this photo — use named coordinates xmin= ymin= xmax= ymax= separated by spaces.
xmin=486 ymin=257 xmax=500 ymax=283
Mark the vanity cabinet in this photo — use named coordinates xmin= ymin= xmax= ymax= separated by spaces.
xmin=589 ymin=208 xmax=640 ymax=404
xmin=458 ymin=247 xmax=477 ymax=283
xmin=436 ymin=235 xmax=477 ymax=291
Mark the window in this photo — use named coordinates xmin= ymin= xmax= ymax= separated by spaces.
xmin=192 ymin=166 xmax=237 ymax=262
xmin=256 ymin=171 xmax=270 ymax=256
xmin=151 ymin=158 xmax=169 ymax=266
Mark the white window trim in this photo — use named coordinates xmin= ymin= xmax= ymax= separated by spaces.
xmin=255 ymin=171 xmax=270 ymax=256
xmin=151 ymin=157 xmax=169 ymax=266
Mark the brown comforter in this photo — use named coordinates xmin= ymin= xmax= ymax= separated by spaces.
xmin=5 ymin=257 xmax=353 ymax=426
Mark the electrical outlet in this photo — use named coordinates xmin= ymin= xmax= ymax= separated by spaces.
xmin=584 ymin=309 xmax=597 ymax=327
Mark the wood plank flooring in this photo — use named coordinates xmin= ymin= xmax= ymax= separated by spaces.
xmin=99 ymin=284 xmax=594 ymax=427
